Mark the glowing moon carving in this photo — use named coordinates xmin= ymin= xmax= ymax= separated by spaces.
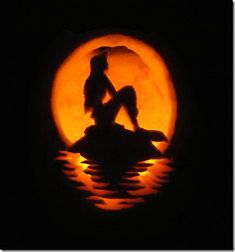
xmin=52 ymin=33 xmax=177 ymax=210
xmin=52 ymin=34 xmax=177 ymax=152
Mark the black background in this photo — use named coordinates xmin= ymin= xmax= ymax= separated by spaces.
xmin=3 ymin=0 xmax=233 ymax=249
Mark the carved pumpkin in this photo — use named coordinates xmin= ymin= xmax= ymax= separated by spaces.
xmin=52 ymin=33 xmax=177 ymax=210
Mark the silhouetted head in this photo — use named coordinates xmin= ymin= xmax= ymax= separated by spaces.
xmin=90 ymin=52 xmax=108 ymax=72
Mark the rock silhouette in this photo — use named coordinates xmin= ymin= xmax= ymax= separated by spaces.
xmin=69 ymin=123 xmax=166 ymax=163
xmin=68 ymin=123 xmax=167 ymax=185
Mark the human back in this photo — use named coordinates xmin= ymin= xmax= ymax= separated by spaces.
xmin=84 ymin=72 xmax=108 ymax=112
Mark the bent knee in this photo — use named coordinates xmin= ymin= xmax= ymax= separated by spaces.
xmin=118 ymin=85 xmax=136 ymax=97
xmin=121 ymin=85 xmax=134 ymax=92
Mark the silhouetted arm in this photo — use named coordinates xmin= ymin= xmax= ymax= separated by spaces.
xmin=104 ymin=75 xmax=117 ymax=97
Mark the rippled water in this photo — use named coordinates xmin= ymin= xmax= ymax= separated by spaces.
xmin=57 ymin=150 xmax=172 ymax=210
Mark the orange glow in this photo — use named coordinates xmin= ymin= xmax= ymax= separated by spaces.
xmin=57 ymin=151 xmax=172 ymax=210
xmin=52 ymin=33 xmax=177 ymax=210
xmin=52 ymin=34 xmax=177 ymax=152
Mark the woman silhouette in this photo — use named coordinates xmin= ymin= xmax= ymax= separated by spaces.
xmin=69 ymin=51 xmax=166 ymax=157
xmin=84 ymin=52 xmax=140 ymax=130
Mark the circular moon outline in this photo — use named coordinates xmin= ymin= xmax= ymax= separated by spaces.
xmin=51 ymin=33 xmax=177 ymax=152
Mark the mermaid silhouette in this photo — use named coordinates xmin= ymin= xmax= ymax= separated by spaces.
xmin=69 ymin=51 xmax=167 ymax=164
xmin=84 ymin=51 xmax=140 ymax=130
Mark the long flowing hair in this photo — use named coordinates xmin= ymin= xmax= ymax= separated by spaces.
xmin=84 ymin=52 xmax=108 ymax=112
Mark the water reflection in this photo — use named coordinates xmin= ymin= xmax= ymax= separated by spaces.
xmin=57 ymin=151 xmax=172 ymax=210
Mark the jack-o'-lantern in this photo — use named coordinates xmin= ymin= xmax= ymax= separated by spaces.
xmin=51 ymin=33 xmax=177 ymax=210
